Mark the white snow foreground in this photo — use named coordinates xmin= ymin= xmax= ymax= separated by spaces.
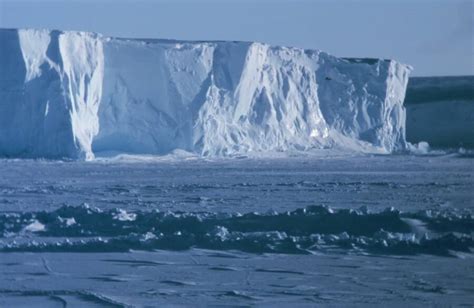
xmin=0 ymin=29 xmax=412 ymax=160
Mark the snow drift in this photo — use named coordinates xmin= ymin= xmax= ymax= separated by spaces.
xmin=405 ymin=76 xmax=474 ymax=148
xmin=0 ymin=29 xmax=412 ymax=159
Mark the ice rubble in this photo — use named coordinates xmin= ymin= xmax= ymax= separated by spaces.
xmin=0 ymin=29 xmax=412 ymax=159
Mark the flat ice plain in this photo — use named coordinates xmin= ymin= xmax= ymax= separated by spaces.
xmin=0 ymin=154 xmax=473 ymax=306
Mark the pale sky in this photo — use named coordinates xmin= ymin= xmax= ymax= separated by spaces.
xmin=0 ymin=0 xmax=472 ymax=76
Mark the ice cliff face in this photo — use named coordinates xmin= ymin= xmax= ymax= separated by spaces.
xmin=0 ymin=29 xmax=411 ymax=159
xmin=0 ymin=29 xmax=103 ymax=159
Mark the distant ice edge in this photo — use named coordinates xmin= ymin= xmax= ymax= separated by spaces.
xmin=0 ymin=28 xmax=412 ymax=160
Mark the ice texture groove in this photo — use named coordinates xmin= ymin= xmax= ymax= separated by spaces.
xmin=0 ymin=29 xmax=412 ymax=159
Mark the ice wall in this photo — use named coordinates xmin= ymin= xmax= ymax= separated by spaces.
xmin=405 ymin=76 xmax=474 ymax=148
xmin=0 ymin=29 xmax=103 ymax=159
xmin=0 ymin=29 xmax=412 ymax=159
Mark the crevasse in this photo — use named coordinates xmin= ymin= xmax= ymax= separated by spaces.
xmin=0 ymin=29 xmax=412 ymax=160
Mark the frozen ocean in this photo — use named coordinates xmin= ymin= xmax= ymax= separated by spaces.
xmin=0 ymin=154 xmax=473 ymax=306
xmin=0 ymin=28 xmax=473 ymax=306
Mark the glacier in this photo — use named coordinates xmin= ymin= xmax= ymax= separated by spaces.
xmin=0 ymin=28 xmax=412 ymax=160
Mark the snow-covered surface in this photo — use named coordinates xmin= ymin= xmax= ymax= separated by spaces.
xmin=0 ymin=29 xmax=411 ymax=159
xmin=405 ymin=76 xmax=474 ymax=148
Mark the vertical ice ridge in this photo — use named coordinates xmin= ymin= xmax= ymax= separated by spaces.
xmin=59 ymin=31 xmax=104 ymax=160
